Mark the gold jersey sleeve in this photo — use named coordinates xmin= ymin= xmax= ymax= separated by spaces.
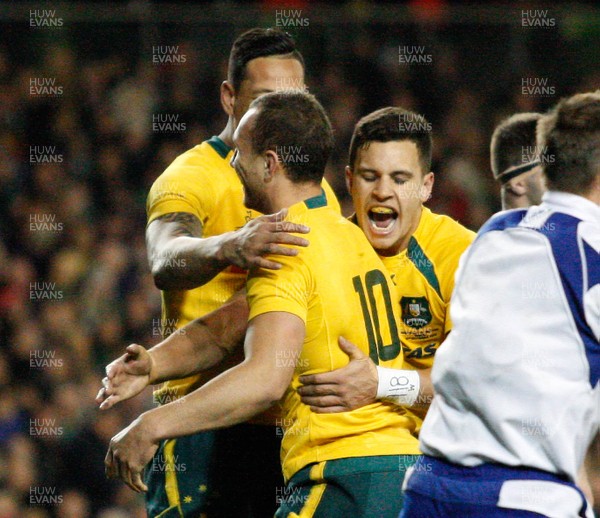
xmin=146 ymin=137 xmax=341 ymax=401
xmin=246 ymin=192 xmax=420 ymax=482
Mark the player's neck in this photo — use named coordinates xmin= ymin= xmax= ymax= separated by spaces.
xmin=218 ymin=121 xmax=235 ymax=149
xmin=581 ymin=176 xmax=600 ymax=205
xmin=267 ymin=181 xmax=323 ymax=213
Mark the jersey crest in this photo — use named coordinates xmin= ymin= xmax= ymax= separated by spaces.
xmin=401 ymin=296 xmax=432 ymax=329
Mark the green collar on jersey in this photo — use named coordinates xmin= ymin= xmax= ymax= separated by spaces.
xmin=304 ymin=189 xmax=327 ymax=209
xmin=407 ymin=236 xmax=441 ymax=298
xmin=207 ymin=136 xmax=232 ymax=159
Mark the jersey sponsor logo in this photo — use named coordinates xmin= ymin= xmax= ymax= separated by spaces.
xmin=405 ymin=342 xmax=437 ymax=360
xmin=401 ymin=297 xmax=432 ymax=328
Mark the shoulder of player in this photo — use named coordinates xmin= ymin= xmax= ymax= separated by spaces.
xmin=147 ymin=141 xmax=234 ymax=206
xmin=310 ymin=208 xmax=370 ymax=247
xmin=417 ymin=209 xmax=475 ymax=259
xmin=247 ymin=249 xmax=312 ymax=288
xmin=271 ymin=208 xmax=362 ymax=265
xmin=161 ymin=141 xmax=230 ymax=179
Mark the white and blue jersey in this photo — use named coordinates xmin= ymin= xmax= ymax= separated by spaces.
xmin=402 ymin=191 xmax=599 ymax=518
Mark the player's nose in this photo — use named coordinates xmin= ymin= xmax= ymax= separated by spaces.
xmin=372 ymin=178 xmax=393 ymax=200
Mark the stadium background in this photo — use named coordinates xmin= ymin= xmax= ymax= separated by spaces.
xmin=1 ymin=1 xmax=599 ymax=516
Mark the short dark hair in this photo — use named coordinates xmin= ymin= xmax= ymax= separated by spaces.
xmin=228 ymin=28 xmax=304 ymax=92
xmin=538 ymin=92 xmax=600 ymax=195
xmin=348 ymin=107 xmax=432 ymax=173
xmin=490 ymin=113 xmax=542 ymax=181
xmin=249 ymin=91 xmax=334 ymax=184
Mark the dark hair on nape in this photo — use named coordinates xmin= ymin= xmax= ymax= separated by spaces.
xmin=249 ymin=91 xmax=334 ymax=185
xmin=537 ymin=91 xmax=600 ymax=195
xmin=490 ymin=113 xmax=542 ymax=180
xmin=228 ymin=28 xmax=304 ymax=92
xmin=348 ymin=107 xmax=433 ymax=174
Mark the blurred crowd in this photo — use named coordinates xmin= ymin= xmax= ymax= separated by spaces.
xmin=0 ymin=4 xmax=599 ymax=516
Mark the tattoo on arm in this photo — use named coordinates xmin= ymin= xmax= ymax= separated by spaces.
xmin=155 ymin=212 xmax=202 ymax=238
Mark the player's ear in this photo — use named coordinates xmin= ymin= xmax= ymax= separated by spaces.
xmin=421 ymin=172 xmax=434 ymax=202
xmin=221 ymin=81 xmax=235 ymax=117
xmin=508 ymin=177 xmax=528 ymax=196
xmin=264 ymin=150 xmax=278 ymax=182
xmin=345 ymin=166 xmax=354 ymax=193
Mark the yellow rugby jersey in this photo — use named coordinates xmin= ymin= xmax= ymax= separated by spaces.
xmin=246 ymin=191 xmax=420 ymax=482
xmin=147 ymin=136 xmax=340 ymax=400
xmin=379 ymin=207 xmax=474 ymax=372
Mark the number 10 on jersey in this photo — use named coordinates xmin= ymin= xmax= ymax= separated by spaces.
xmin=353 ymin=269 xmax=402 ymax=364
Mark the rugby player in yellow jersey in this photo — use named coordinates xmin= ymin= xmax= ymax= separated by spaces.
xmin=105 ymin=91 xmax=422 ymax=517
xmin=140 ymin=28 xmax=339 ymax=517
xmin=298 ymin=107 xmax=475 ymax=430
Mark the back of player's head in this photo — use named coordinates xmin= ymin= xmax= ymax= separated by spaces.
xmin=228 ymin=28 xmax=304 ymax=92
xmin=348 ymin=107 xmax=432 ymax=174
xmin=249 ymin=91 xmax=334 ymax=184
xmin=538 ymin=91 xmax=600 ymax=195
xmin=490 ymin=113 xmax=542 ymax=183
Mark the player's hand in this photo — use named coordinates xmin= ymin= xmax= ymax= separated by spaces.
xmin=222 ymin=208 xmax=310 ymax=270
xmin=96 ymin=344 xmax=154 ymax=410
xmin=298 ymin=337 xmax=378 ymax=413
xmin=105 ymin=415 xmax=157 ymax=493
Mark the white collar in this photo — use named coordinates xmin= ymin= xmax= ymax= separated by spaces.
xmin=542 ymin=191 xmax=600 ymax=226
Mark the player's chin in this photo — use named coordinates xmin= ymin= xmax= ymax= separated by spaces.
xmin=364 ymin=229 xmax=399 ymax=254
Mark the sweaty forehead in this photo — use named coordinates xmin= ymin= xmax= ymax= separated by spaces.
xmin=242 ymin=57 xmax=304 ymax=91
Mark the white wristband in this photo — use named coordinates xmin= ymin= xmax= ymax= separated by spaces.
xmin=376 ymin=367 xmax=420 ymax=407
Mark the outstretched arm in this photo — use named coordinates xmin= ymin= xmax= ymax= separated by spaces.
xmin=96 ymin=290 xmax=250 ymax=410
xmin=147 ymin=209 xmax=310 ymax=290
xmin=298 ymin=336 xmax=433 ymax=413
xmin=104 ymin=311 xmax=304 ymax=493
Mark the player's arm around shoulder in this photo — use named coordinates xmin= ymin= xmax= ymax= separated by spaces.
xmin=146 ymin=208 xmax=312 ymax=291
xmin=298 ymin=337 xmax=435 ymax=413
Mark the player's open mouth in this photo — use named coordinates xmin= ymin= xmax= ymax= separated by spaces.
xmin=368 ymin=207 xmax=398 ymax=234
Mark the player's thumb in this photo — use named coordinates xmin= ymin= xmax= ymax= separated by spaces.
xmin=338 ymin=336 xmax=366 ymax=360
xmin=125 ymin=344 xmax=144 ymax=359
